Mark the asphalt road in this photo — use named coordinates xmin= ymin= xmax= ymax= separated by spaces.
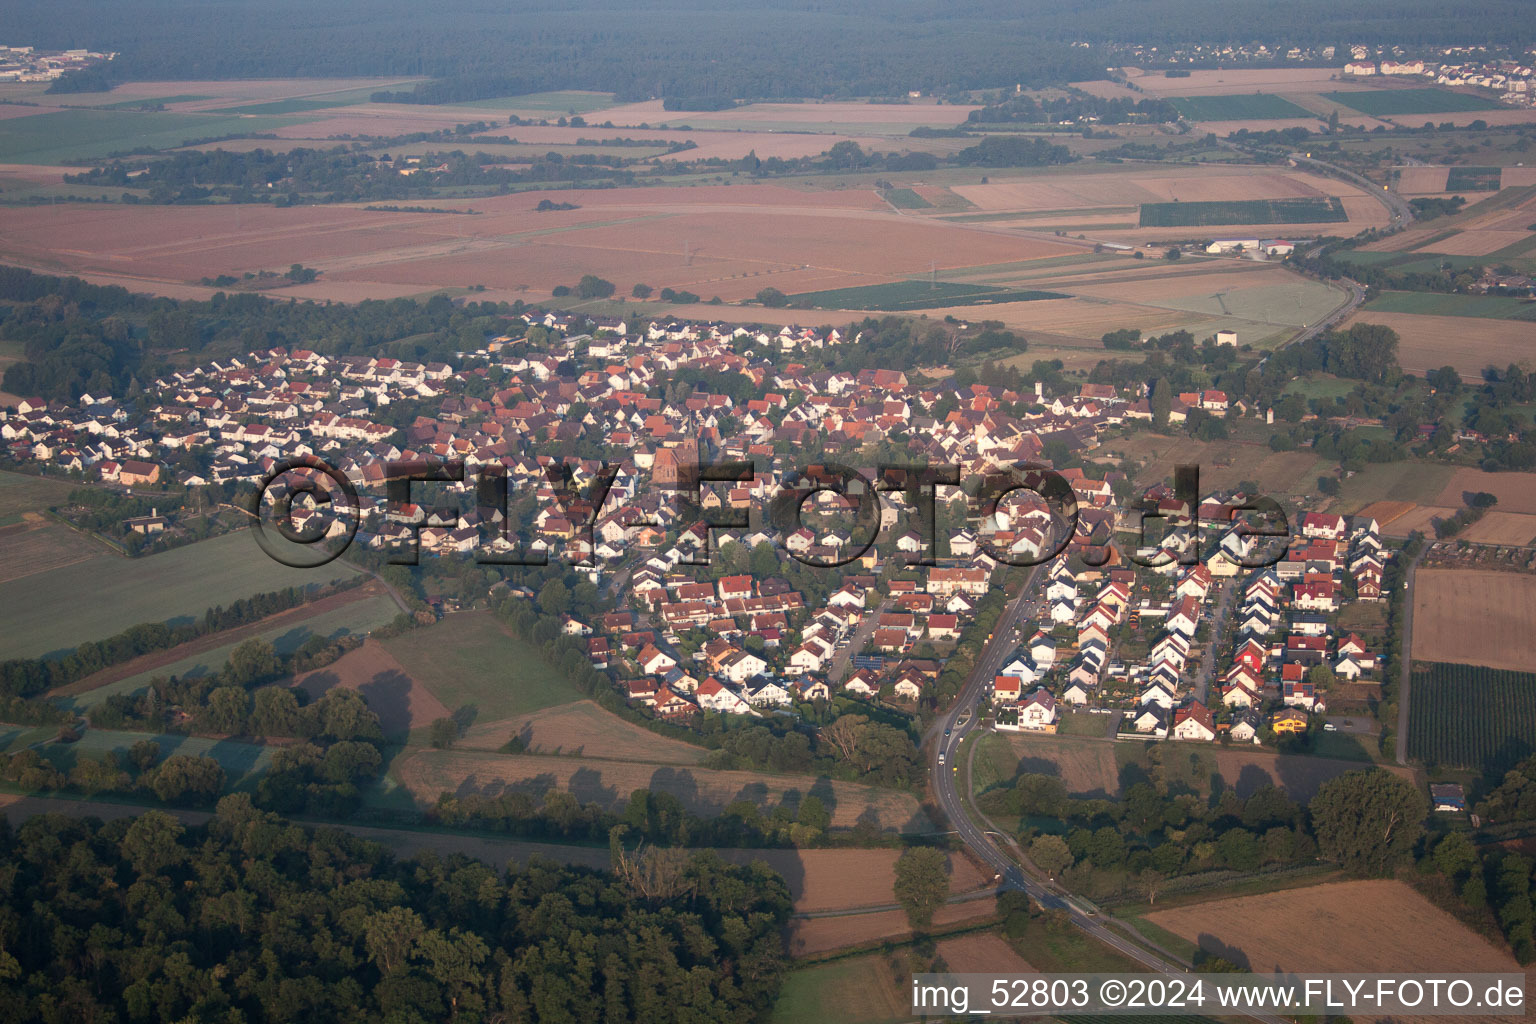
xmin=922 ymin=563 xmax=1291 ymax=1023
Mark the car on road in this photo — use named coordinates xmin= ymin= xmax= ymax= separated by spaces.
xmin=938 ymin=753 xmax=946 ymax=766
xmin=944 ymin=727 xmax=951 ymax=737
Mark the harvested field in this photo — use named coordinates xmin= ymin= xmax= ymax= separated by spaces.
xmin=0 ymin=186 xmax=1077 ymax=304
xmin=0 ymin=522 xmax=97 ymax=584
xmin=1342 ymin=310 xmax=1536 ymax=377
xmin=1396 ymin=166 xmax=1451 ymax=194
xmin=1427 ymin=229 xmax=1536 ymax=256
xmin=294 ymin=638 xmax=449 ymax=739
xmin=950 ymin=167 xmax=1343 ymax=212
xmin=934 ymin=930 xmax=1035 ymax=973
xmin=1460 ymin=510 xmax=1536 ymax=546
xmin=390 ymin=746 xmax=934 ymax=832
xmin=1434 ymin=468 xmax=1536 ymax=515
xmin=786 ymin=897 xmax=997 ymax=956
xmin=1355 ymin=499 xmax=1416 ymax=526
xmin=726 ymin=848 xmax=989 ymax=914
xmin=1108 ymin=68 xmax=1380 ymax=98
xmin=1145 ymin=879 xmax=1519 ymax=974
xmin=1413 ymin=569 xmax=1536 ymax=671
xmin=1386 ymin=504 xmax=1457 ymax=537
xmin=460 ymin=699 xmax=707 ymax=765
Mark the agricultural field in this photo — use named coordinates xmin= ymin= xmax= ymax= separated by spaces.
xmin=1407 ymin=661 xmax=1536 ymax=770
xmin=1167 ymin=95 xmax=1314 ymax=121
xmin=0 ymin=523 xmax=101 ymax=585
xmin=383 ymin=745 xmax=934 ymax=831
xmin=54 ymin=590 xmax=402 ymax=714
xmin=292 ymin=637 xmax=449 ymax=740
xmin=0 ymin=107 xmax=307 ymax=164
xmin=1342 ymin=309 xmax=1536 ymax=378
xmin=0 ymin=529 xmax=361 ymax=660
xmin=458 ymin=699 xmax=707 ymax=765
xmin=1362 ymin=291 xmax=1536 ymax=320
xmin=1446 ymin=166 xmax=1504 ymax=192
xmin=786 ymin=280 xmax=1068 ymax=312
xmin=1412 ymin=569 xmax=1536 ymax=672
xmin=379 ymin=611 xmax=584 ymax=729
xmin=1138 ymin=197 xmax=1346 ymax=228
xmin=1145 ymin=879 xmax=1520 ymax=975
xmin=0 ymin=471 xmax=77 ymax=526
xmin=1324 ymin=88 xmax=1502 ymax=116
xmin=1331 ymin=460 xmax=1455 ymax=515
xmin=880 ymin=187 xmax=932 ymax=210
xmin=1434 ymin=468 xmax=1536 ymax=515
xmin=785 ymin=898 xmax=997 ymax=956
xmin=770 ymin=953 xmax=910 ymax=1024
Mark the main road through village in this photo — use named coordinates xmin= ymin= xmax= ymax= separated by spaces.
xmin=922 ymin=560 xmax=1291 ymax=1024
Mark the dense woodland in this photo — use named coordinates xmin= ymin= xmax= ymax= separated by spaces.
xmin=0 ymin=802 xmax=790 ymax=1023
xmin=15 ymin=0 xmax=1532 ymax=105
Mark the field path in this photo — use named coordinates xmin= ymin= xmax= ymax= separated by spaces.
xmin=1397 ymin=543 xmax=1425 ymax=765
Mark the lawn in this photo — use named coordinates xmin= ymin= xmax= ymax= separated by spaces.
xmin=1323 ymin=89 xmax=1501 ymax=116
xmin=1169 ymin=95 xmax=1314 ymax=121
xmin=0 ymin=108 xmax=309 ymax=164
xmin=380 ymin=611 xmax=583 ymax=723
xmin=1138 ymin=197 xmax=1347 ymax=228
xmin=786 ymin=280 xmax=1067 ymax=311
xmin=0 ymin=470 xmax=76 ymax=525
xmin=0 ymin=529 xmax=362 ymax=659
xmin=1362 ymin=290 xmax=1536 ymax=320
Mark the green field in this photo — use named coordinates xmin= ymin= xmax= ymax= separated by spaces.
xmin=380 ymin=611 xmax=583 ymax=725
xmin=880 ymin=187 xmax=932 ymax=209
xmin=1324 ymin=89 xmax=1501 ymax=116
xmin=452 ymin=90 xmax=616 ymax=113
xmin=0 ymin=470 xmax=76 ymax=526
xmin=1336 ymin=249 xmax=1536 ymax=277
xmin=0 ymin=529 xmax=362 ymax=659
xmin=771 ymin=955 xmax=909 ymax=1024
xmin=1362 ymin=290 xmax=1536 ymax=320
xmin=1138 ymin=197 xmax=1347 ymax=228
xmin=1407 ymin=662 xmax=1536 ymax=771
xmin=0 ymin=108 xmax=308 ymax=163
xmin=1445 ymin=166 xmax=1502 ymax=192
xmin=91 ymin=94 xmax=213 ymax=109
xmin=207 ymin=97 xmax=362 ymax=115
xmin=786 ymin=279 xmax=1068 ymax=311
xmin=1168 ymin=95 xmax=1314 ymax=121
xmin=1333 ymin=460 xmax=1455 ymax=513
xmin=54 ymin=592 xmax=401 ymax=713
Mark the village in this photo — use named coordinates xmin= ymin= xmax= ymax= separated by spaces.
xmin=0 ymin=302 xmax=1399 ymax=759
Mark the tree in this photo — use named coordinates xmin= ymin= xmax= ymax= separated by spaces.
xmin=251 ymin=687 xmax=300 ymax=736
xmin=366 ymin=906 xmax=425 ymax=975
xmin=119 ymin=810 xmax=186 ymax=874
xmin=201 ymin=685 xmax=250 ymax=735
xmin=1310 ymin=769 xmax=1427 ymax=875
xmin=577 ymin=274 xmax=616 ymax=299
xmin=538 ymin=578 xmax=570 ymax=616
xmin=631 ymin=282 xmax=653 ymax=298
xmin=226 ymin=638 xmax=278 ymax=686
xmin=1150 ymin=376 xmax=1172 ymax=427
xmin=1433 ymin=832 xmax=1478 ymax=879
xmin=1164 ymin=247 xmax=1182 ymax=261
xmin=893 ymin=847 xmax=948 ymax=929
xmin=150 ymin=754 xmax=226 ymax=805
xmin=430 ymin=716 xmax=460 ymax=749
xmin=756 ymin=287 xmax=788 ymax=308
xmin=1029 ymin=834 xmax=1073 ymax=879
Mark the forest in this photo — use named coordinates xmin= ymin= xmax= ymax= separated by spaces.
xmin=0 ymin=801 xmax=791 ymax=1022
xmin=14 ymin=0 xmax=1532 ymax=106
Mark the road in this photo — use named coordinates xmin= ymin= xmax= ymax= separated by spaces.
xmin=922 ymin=564 xmax=1291 ymax=1023
xmin=1286 ymin=150 xmax=1416 ymax=229
xmin=1396 ymin=543 xmax=1427 ymax=766
xmin=826 ymin=597 xmax=890 ymax=684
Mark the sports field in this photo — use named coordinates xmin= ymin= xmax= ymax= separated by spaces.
xmin=1168 ymin=95 xmax=1314 ymax=121
xmin=1138 ymin=197 xmax=1346 ymax=228
xmin=0 ymin=529 xmax=361 ymax=660
xmin=1324 ymin=88 xmax=1502 ymax=116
